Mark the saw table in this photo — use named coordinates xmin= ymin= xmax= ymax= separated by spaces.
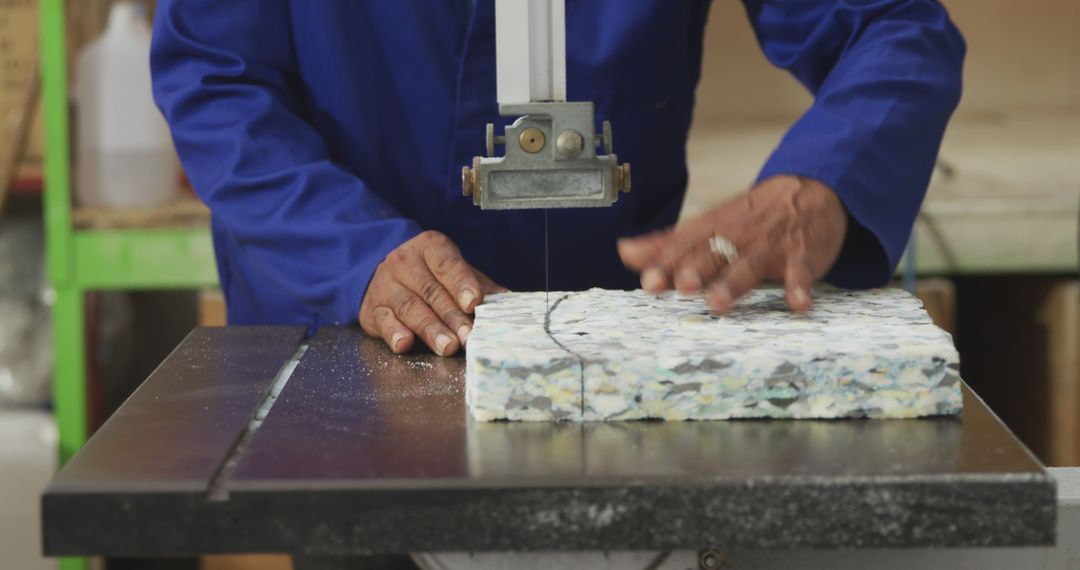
xmin=43 ymin=326 xmax=1056 ymax=563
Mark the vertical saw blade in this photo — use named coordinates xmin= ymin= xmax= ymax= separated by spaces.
xmin=544 ymin=209 xmax=550 ymax=312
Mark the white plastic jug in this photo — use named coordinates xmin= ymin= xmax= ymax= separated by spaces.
xmin=75 ymin=2 xmax=179 ymax=208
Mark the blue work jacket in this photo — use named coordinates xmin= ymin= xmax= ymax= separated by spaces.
xmin=151 ymin=1 xmax=964 ymax=328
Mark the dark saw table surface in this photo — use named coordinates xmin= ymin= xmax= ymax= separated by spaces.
xmin=42 ymin=326 xmax=1056 ymax=557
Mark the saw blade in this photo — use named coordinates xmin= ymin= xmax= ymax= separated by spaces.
xmin=544 ymin=209 xmax=550 ymax=313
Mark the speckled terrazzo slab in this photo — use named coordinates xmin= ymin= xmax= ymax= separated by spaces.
xmin=465 ymin=288 xmax=962 ymax=421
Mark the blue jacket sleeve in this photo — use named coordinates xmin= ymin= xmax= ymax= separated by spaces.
xmin=742 ymin=0 xmax=965 ymax=288
xmin=150 ymin=0 xmax=421 ymax=324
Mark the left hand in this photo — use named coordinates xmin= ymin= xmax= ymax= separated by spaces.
xmin=617 ymin=175 xmax=848 ymax=313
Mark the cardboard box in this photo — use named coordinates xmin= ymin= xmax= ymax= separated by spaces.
xmin=202 ymin=554 xmax=292 ymax=570
xmin=198 ymin=288 xmax=226 ymax=327
xmin=915 ymin=278 xmax=956 ymax=335
xmin=0 ymin=0 xmax=43 ymax=169
xmin=1040 ymin=280 xmax=1080 ymax=466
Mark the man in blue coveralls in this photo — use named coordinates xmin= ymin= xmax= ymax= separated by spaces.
xmin=151 ymin=1 xmax=964 ymax=357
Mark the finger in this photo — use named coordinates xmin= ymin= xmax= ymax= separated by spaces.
xmin=617 ymin=231 xmax=669 ymax=271
xmin=388 ymin=282 xmax=461 ymax=357
xmin=359 ymin=294 xmax=413 ymax=353
xmin=420 ymin=232 xmax=484 ymax=313
xmin=625 ymin=226 xmax=738 ymax=292
xmin=671 ymin=244 xmax=730 ymax=294
xmin=622 ymin=228 xmax=708 ymax=293
xmin=672 ymin=266 xmax=703 ymax=294
xmin=640 ymin=266 xmax=670 ymax=293
xmin=784 ymin=255 xmax=813 ymax=312
xmin=653 ymin=230 xmax=709 ymax=276
xmin=663 ymin=193 xmax=749 ymax=254
xmin=369 ymin=305 xmax=414 ymax=353
xmin=706 ymin=250 xmax=768 ymax=313
xmin=398 ymin=262 xmax=474 ymax=347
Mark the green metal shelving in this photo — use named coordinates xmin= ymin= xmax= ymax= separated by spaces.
xmin=40 ymin=1 xmax=217 ymax=567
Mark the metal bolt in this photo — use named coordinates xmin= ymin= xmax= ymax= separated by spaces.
xmin=619 ymin=163 xmax=631 ymax=193
xmin=461 ymin=165 xmax=474 ymax=196
xmin=519 ymin=127 xmax=546 ymax=154
xmin=699 ymin=550 xmax=726 ymax=570
xmin=555 ymin=129 xmax=584 ymax=158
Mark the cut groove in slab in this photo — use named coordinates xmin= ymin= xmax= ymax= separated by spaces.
xmin=466 ymin=288 xmax=962 ymax=421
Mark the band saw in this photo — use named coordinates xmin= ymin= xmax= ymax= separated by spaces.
xmin=40 ymin=1 xmax=1068 ymax=568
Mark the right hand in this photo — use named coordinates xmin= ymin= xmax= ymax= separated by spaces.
xmin=359 ymin=231 xmax=506 ymax=356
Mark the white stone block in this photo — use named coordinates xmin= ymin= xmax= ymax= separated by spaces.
xmin=465 ymin=288 xmax=962 ymax=421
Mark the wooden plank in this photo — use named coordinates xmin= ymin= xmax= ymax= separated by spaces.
xmin=72 ymin=198 xmax=211 ymax=230
xmin=198 ymin=288 xmax=227 ymax=327
xmin=0 ymin=0 xmax=43 ymax=167
xmin=1042 ymin=281 xmax=1080 ymax=466
xmin=201 ymin=555 xmax=292 ymax=570
xmin=914 ymin=278 xmax=956 ymax=335
xmin=0 ymin=64 xmax=38 ymax=218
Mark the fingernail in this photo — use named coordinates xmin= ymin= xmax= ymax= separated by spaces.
xmin=458 ymin=289 xmax=476 ymax=311
xmin=641 ymin=267 xmax=665 ymax=292
xmin=457 ymin=325 xmax=472 ymax=346
xmin=435 ymin=334 xmax=453 ymax=356
xmin=709 ymin=284 xmax=733 ymax=310
xmin=391 ymin=332 xmax=407 ymax=352
xmin=793 ymin=287 xmax=810 ymax=307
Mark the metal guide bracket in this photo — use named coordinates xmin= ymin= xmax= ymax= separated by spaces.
xmin=462 ymin=102 xmax=631 ymax=210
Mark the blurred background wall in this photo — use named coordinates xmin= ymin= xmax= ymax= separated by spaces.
xmin=698 ymin=0 xmax=1080 ymax=122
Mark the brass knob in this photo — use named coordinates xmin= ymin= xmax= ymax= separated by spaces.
xmin=485 ymin=123 xmax=495 ymax=158
xmin=461 ymin=165 xmax=474 ymax=196
xmin=519 ymin=127 xmax=546 ymax=154
xmin=613 ymin=162 xmax=631 ymax=194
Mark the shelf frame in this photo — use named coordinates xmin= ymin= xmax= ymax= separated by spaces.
xmin=40 ymin=2 xmax=218 ymax=568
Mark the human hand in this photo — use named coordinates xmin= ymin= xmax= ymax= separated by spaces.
xmin=360 ymin=231 xmax=506 ymax=356
xmin=617 ymin=175 xmax=847 ymax=312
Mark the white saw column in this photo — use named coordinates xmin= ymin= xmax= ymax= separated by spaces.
xmin=495 ymin=0 xmax=567 ymax=104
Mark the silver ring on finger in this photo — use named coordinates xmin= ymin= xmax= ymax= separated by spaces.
xmin=708 ymin=235 xmax=739 ymax=265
